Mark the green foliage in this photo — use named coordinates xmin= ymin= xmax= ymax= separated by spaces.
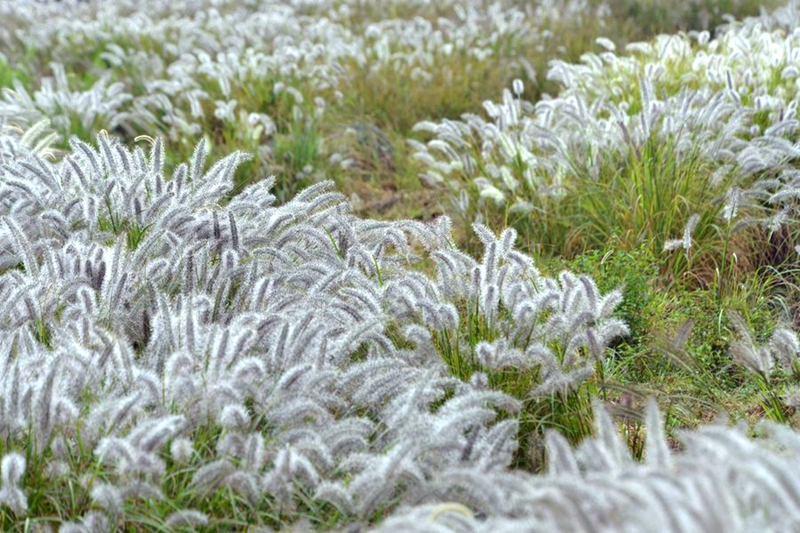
xmin=600 ymin=0 xmax=777 ymax=38
xmin=555 ymin=247 xmax=660 ymax=343
xmin=542 ymin=242 xmax=789 ymax=431
xmin=0 ymin=59 xmax=27 ymax=89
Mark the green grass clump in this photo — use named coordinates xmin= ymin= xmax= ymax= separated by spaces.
xmin=0 ymin=60 xmax=28 ymax=89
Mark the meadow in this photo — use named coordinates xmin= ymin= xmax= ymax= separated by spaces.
xmin=0 ymin=0 xmax=799 ymax=531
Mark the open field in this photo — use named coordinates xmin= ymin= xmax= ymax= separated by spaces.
xmin=1 ymin=0 xmax=800 ymax=531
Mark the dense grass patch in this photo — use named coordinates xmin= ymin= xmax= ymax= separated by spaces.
xmin=0 ymin=0 xmax=799 ymax=530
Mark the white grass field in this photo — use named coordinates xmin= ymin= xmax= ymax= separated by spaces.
xmin=0 ymin=1 xmax=799 ymax=531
